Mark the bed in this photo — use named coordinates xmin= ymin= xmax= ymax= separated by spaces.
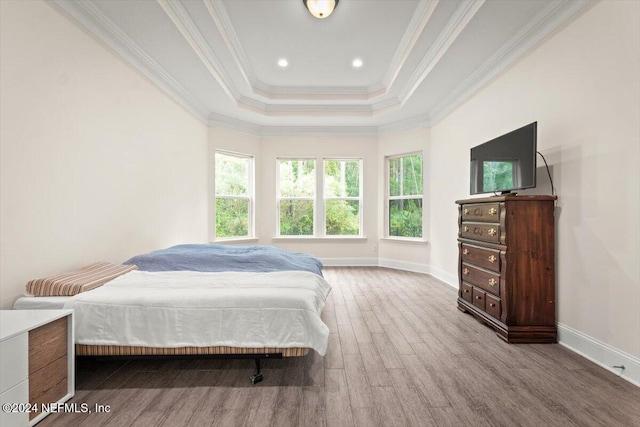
xmin=14 ymin=245 xmax=331 ymax=383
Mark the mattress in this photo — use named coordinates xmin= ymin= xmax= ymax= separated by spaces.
xmin=63 ymin=270 xmax=332 ymax=355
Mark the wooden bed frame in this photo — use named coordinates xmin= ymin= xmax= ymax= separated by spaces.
xmin=76 ymin=344 xmax=310 ymax=383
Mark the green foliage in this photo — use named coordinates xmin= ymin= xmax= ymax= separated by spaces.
xmin=389 ymin=199 xmax=422 ymax=238
xmin=215 ymin=153 xmax=249 ymax=196
xmin=326 ymin=200 xmax=360 ymax=235
xmin=279 ymin=159 xmax=315 ymax=197
xmin=279 ymin=200 xmax=314 ymax=235
xmin=483 ymin=161 xmax=514 ymax=192
xmin=215 ymin=152 xmax=251 ymax=238
xmin=216 ymin=198 xmax=249 ymax=238
xmin=388 ymin=154 xmax=423 ymax=238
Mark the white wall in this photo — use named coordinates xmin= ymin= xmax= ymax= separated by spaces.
xmin=0 ymin=0 xmax=209 ymax=308
xmin=428 ymin=1 xmax=639 ymax=359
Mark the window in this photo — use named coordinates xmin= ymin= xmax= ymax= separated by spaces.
xmin=324 ymin=159 xmax=362 ymax=236
xmin=277 ymin=159 xmax=316 ymax=236
xmin=214 ymin=151 xmax=253 ymax=239
xmin=277 ymin=157 xmax=363 ymax=237
xmin=387 ymin=153 xmax=423 ymax=238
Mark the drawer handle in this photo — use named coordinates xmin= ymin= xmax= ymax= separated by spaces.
xmin=464 ymin=289 xmax=469 ymax=293
xmin=488 ymin=228 xmax=497 ymax=236
xmin=463 ymin=226 xmax=469 ymax=232
xmin=488 ymin=255 xmax=497 ymax=263
xmin=462 ymin=248 xmax=469 ymax=255
xmin=489 ymin=303 xmax=496 ymax=307
xmin=475 ymin=296 xmax=482 ymax=300
xmin=488 ymin=207 xmax=497 ymax=216
xmin=488 ymin=278 xmax=497 ymax=287
xmin=462 ymin=268 xmax=469 ymax=275
xmin=463 ymin=208 xmax=469 ymax=215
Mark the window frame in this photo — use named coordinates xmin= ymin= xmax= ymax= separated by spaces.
xmin=213 ymin=150 xmax=255 ymax=241
xmin=276 ymin=156 xmax=364 ymax=238
xmin=385 ymin=151 xmax=424 ymax=240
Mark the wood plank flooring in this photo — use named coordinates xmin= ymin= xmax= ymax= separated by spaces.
xmin=40 ymin=267 xmax=640 ymax=427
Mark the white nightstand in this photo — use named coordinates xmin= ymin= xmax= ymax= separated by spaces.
xmin=0 ymin=310 xmax=74 ymax=426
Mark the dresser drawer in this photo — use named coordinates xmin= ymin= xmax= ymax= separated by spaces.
xmin=486 ymin=293 xmax=501 ymax=320
xmin=461 ymin=263 xmax=500 ymax=296
xmin=460 ymin=203 xmax=500 ymax=223
xmin=472 ymin=288 xmax=486 ymax=311
xmin=461 ymin=282 xmax=473 ymax=303
xmin=461 ymin=244 xmax=500 ymax=273
xmin=29 ymin=317 xmax=67 ymax=374
xmin=460 ymin=222 xmax=501 ymax=244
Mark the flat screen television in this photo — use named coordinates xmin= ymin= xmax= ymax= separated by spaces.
xmin=470 ymin=122 xmax=537 ymax=195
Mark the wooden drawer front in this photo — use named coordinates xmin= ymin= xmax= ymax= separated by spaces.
xmin=29 ymin=357 xmax=67 ymax=420
xmin=461 ymin=244 xmax=500 ymax=273
xmin=29 ymin=316 xmax=68 ymax=420
xmin=29 ymin=317 xmax=67 ymax=374
xmin=460 ymin=222 xmax=500 ymax=244
xmin=461 ymin=282 xmax=473 ymax=303
xmin=461 ymin=203 xmax=500 ymax=223
xmin=472 ymin=288 xmax=486 ymax=311
xmin=461 ymin=264 xmax=500 ymax=296
xmin=485 ymin=293 xmax=501 ymax=320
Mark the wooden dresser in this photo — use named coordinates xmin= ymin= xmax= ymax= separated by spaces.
xmin=0 ymin=310 xmax=74 ymax=426
xmin=456 ymin=195 xmax=557 ymax=343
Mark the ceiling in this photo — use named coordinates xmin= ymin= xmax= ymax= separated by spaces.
xmin=53 ymin=0 xmax=592 ymax=135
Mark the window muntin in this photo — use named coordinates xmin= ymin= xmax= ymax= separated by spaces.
xmin=387 ymin=153 xmax=423 ymax=238
xmin=215 ymin=151 xmax=253 ymax=239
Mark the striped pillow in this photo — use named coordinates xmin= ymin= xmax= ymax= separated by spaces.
xmin=26 ymin=262 xmax=137 ymax=297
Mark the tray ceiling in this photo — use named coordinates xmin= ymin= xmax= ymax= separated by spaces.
xmin=53 ymin=0 xmax=592 ymax=134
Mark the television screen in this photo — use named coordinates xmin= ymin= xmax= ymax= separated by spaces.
xmin=470 ymin=122 xmax=537 ymax=195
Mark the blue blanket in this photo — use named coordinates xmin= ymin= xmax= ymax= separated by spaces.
xmin=123 ymin=244 xmax=323 ymax=276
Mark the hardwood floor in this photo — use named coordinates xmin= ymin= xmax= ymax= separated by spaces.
xmin=41 ymin=267 xmax=640 ymax=427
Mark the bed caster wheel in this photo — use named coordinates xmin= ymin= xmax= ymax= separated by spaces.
xmin=250 ymin=373 xmax=263 ymax=384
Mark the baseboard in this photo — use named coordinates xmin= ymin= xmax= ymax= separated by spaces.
xmin=377 ymin=258 xmax=429 ymax=274
xmin=427 ymin=266 xmax=458 ymax=290
xmin=320 ymin=257 xmax=378 ymax=267
xmin=557 ymin=322 xmax=640 ymax=387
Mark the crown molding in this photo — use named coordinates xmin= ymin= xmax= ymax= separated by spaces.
xmin=399 ymin=0 xmax=485 ymax=104
xmin=378 ymin=114 xmax=431 ymax=136
xmin=207 ymin=112 xmax=262 ymax=135
xmin=381 ymin=0 xmax=439 ymax=91
xmin=157 ymin=0 xmax=240 ymax=102
xmin=52 ymin=0 xmax=211 ymax=123
xmin=427 ymin=0 xmax=594 ymax=125
xmin=202 ymin=0 xmax=255 ymax=89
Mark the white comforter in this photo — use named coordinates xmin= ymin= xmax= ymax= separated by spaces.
xmin=63 ymin=270 xmax=331 ymax=355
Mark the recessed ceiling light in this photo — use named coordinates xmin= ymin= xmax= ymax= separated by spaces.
xmin=352 ymin=58 xmax=363 ymax=68
xmin=278 ymin=58 xmax=289 ymax=68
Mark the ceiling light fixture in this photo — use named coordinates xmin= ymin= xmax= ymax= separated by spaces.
xmin=303 ymin=0 xmax=339 ymax=19
xmin=352 ymin=58 xmax=363 ymax=68
xmin=278 ymin=58 xmax=289 ymax=68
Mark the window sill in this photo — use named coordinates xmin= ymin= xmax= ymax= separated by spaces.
xmin=211 ymin=237 xmax=259 ymax=244
xmin=379 ymin=237 xmax=428 ymax=245
xmin=272 ymin=236 xmax=368 ymax=243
